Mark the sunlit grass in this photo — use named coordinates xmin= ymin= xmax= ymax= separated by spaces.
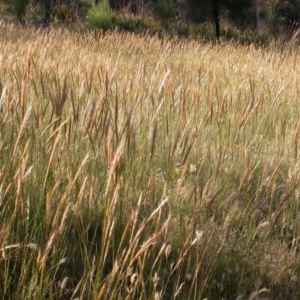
xmin=1 ymin=22 xmax=300 ymax=299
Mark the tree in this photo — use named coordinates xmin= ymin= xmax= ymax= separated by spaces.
xmin=187 ymin=0 xmax=254 ymax=39
xmin=212 ymin=0 xmax=220 ymax=39
xmin=44 ymin=0 xmax=51 ymax=26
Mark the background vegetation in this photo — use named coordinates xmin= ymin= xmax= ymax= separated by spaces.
xmin=0 ymin=0 xmax=300 ymax=42
xmin=1 ymin=19 xmax=300 ymax=299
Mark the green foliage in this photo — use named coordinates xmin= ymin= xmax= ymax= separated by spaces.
xmin=266 ymin=11 xmax=283 ymax=36
xmin=52 ymin=4 xmax=77 ymax=22
xmin=222 ymin=26 xmax=269 ymax=45
xmin=115 ymin=15 xmax=147 ymax=33
xmin=14 ymin=0 xmax=28 ymax=20
xmin=153 ymin=0 xmax=176 ymax=21
xmin=88 ymin=0 xmax=115 ymax=31
xmin=78 ymin=0 xmax=92 ymax=11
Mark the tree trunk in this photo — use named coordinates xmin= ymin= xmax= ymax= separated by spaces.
xmin=44 ymin=0 xmax=51 ymax=26
xmin=212 ymin=0 xmax=220 ymax=40
xmin=256 ymin=0 xmax=261 ymax=29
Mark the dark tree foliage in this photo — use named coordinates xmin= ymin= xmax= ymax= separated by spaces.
xmin=14 ymin=0 xmax=29 ymax=20
xmin=188 ymin=0 xmax=254 ymax=39
xmin=187 ymin=0 xmax=210 ymax=23
xmin=275 ymin=0 xmax=300 ymax=27
xmin=108 ymin=0 xmax=130 ymax=10
xmin=222 ymin=0 xmax=254 ymax=26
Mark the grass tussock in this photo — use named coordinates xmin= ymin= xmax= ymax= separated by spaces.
xmin=1 ymin=22 xmax=300 ymax=299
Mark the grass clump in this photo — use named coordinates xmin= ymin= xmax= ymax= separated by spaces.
xmin=88 ymin=0 xmax=115 ymax=31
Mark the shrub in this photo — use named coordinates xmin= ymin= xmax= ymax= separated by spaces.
xmin=88 ymin=0 xmax=115 ymax=31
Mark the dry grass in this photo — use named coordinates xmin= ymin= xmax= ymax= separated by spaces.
xmin=1 ymin=21 xmax=300 ymax=299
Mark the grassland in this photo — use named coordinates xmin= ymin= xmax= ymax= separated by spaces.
xmin=1 ymin=21 xmax=300 ymax=299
